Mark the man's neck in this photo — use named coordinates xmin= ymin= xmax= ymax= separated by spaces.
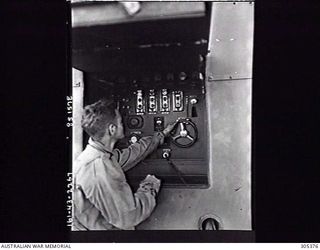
xmin=99 ymin=136 xmax=116 ymax=152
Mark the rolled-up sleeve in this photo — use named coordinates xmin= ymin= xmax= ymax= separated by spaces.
xmin=85 ymin=157 xmax=157 ymax=230
xmin=114 ymin=132 xmax=164 ymax=171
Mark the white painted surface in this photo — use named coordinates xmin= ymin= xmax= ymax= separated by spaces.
xmin=72 ymin=68 xmax=84 ymax=161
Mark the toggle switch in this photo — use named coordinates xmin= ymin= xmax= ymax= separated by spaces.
xmin=190 ymin=98 xmax=198 ymax=104
xmin=154 ymin=117 xmax=164 ymax=132
xmin=188 ymin=98 xmax=198 ymax=117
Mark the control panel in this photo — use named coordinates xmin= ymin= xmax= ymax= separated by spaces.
xmin=85 ymin=56 xmax=208 ymax=188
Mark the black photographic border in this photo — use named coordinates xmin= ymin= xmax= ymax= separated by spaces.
xmin=1 ymin=0 xmax=319 ymax=243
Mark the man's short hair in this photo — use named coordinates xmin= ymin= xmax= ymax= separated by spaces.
xmin=81 ymin=99 xmax=117 ymax=140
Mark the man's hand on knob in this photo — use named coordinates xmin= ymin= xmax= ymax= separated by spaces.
xmin=162 ymin=120 xmax=179 ymax=137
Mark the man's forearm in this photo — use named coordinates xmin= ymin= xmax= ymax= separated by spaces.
xmin=120 ymin=132 xmax=164 ymax=171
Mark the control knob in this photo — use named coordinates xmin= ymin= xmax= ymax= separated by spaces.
xmin=162 ymin=151 xmax=170 ymax=159
xmin=130 ymin=135 xmax=139 ymax=144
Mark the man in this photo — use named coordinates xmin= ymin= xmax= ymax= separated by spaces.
xmin=72 ymin=99 xmax=176 ymax=230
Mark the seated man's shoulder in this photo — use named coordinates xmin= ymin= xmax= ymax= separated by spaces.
xmin=74 ymin=150 xmax=102 ymax=174
xmin=75 ymin=156 xmax=106 ymax=187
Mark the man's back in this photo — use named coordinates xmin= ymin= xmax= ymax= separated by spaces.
xmin=72 ymin=137 xmax=161 ymax=230
xmin=73 ymin=143 xmax=121 ymax=230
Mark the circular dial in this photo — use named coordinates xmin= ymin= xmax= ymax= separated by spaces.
xmin=130 ymin=118 xmax=139 ymax=126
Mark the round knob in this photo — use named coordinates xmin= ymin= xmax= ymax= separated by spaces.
xmin=130 ymin=135 xmax=138 ymax=144
xmin=179 ymin=72 xmax=187 ymax=81
xmin=162 ymin=151 xmax=170 ymax=159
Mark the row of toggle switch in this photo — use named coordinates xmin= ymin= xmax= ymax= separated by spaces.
xmin=135 ymin=89 xmax=184 ymax=114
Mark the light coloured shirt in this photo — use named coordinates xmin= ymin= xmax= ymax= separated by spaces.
xmin=72 ymin=132 xmax=164 ymax=230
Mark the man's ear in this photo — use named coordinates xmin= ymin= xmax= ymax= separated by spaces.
xmin=108 ymin=123 xmax=116 ymax=136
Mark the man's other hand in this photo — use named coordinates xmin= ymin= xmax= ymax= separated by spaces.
xmin=140 ymin=175 xmax=161 ymax=195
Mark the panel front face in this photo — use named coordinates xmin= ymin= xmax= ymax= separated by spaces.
xmin=85 ymin=50 xmax=209 ymax=188
xmin=118 ymin=74 xmax=208 ymax=188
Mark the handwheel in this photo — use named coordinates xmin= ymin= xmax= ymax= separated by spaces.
xmin=170 ymin=118 xmax=198 ymax=148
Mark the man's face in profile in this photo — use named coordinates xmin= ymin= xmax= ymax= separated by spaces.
xmin=114 ymin=109 xmax=125 ymax=140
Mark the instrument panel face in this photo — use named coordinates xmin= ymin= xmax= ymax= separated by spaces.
xmin=86 ymin=68 xmax=208 ymax=188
